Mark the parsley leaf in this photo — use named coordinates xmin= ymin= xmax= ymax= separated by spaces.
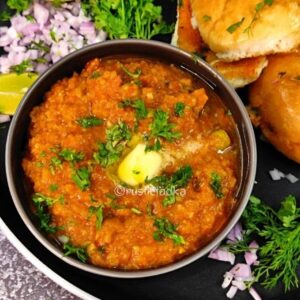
xmin=210 ymin=172 xmax=224 ymax=198
xmin=153 ymin=217 xmax=185 ymax=245
xmin=76 ymin=116 xmax=104 ymax=128
xmin=119 ymin=99 xmax=148 ymax=120
xmin=72 ymin=167 xmax=91 ymax=191
xmin=63 ymin=242 xmax=88 ymax=263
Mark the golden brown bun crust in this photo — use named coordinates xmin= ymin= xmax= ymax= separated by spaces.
xmin=190 ymin=0 xmax=300 ymax=61
xmin=249 ymin=52 xmax=300 ymax=163
xmin=176 ymin=0 xmax=203 ymax=53
xmin=205 ymin=52 xmax=268 ymax=88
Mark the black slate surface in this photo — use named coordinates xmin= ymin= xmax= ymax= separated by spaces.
xmin=0 ymin=0 xmax=299 ymax=299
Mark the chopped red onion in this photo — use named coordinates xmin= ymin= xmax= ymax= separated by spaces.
xmin=34 ymin=3 xmax=49 ymax=27
xmin=208 ymin=248 xmax=235 ymax=265
xmin=245 ymin=252 xmax=258 ymax=265
xmin=227 ymin=222 xmax=243 ymax=242
xmin=226 ymin=285 xmax=238 ymax=299
xmin=232 ymin=279 xmax=246 ymax=291
xmin=230 ymin=263 xmax=252 ymax=279
xmin=0 ymin=114 xmax=10 ymax=123
xmin=222 ymin=272 xmax=234 ymax=288
xmin=249 ymin=287 xmax=261 ymax=300
xmin=286 ymin=173 xmax=299 ymax=183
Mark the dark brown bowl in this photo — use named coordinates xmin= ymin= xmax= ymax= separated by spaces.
xmin=5 ymin=40 xmax=256 ymax=278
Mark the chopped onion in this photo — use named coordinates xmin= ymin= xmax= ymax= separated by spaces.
xmin=0 ymin=114 xmax=10 ymax=123
xmin=208 ymin=248 xmax=235 ymax=265
xmin=249 ymin=287 xmax=262 ymax=300
xmin=227 ymin=222 xmax=243 ymax=242
xmin=269 ymin=168 xmax=285 ymax=181
xmin=286 ymin=173 xmax=299 ymax=183
xmin=226 ymin=285 xmax=238 ymax=299
xmin=230 ymin=263 xmax=252 ymax=279
xmin=249 ymin=240 xmax=259 ymax=254
xmin=222 ymin=272 xmax=234 ymax=288
xmin=232 ymin=280 xmax=246 ymax=291
xmin=245 ymin=252 xmax=258 ymax=265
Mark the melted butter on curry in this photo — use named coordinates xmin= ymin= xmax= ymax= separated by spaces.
xmin=22 ymin=57 xmax=240 ymax=270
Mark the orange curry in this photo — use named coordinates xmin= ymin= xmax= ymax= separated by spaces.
xmin=23 ymin=57 xmax=240 ymax=270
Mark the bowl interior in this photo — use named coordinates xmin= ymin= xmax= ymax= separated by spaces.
xmin=6 ymin=40 xmax=256 ymax=278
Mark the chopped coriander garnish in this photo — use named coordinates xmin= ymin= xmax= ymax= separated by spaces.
xmin=30 ymin=41 xmax=50 ymax=53
xmin=26 ymin=15 xmax=35 ymax=22
xmin=10 ymin=60 xmax=32 ymax=75
xmin=105 ymin=193 xmax=117 ymax=200
xmin=153 ymin=217 xmax=185 ymax=245
xmin=131 ymin=207 xmax=142 ymax=215
xmin=63 ymin=242 xmax=88 ymax=263
xmin=90 ymin=71 xmax=102 ymax=79
xmin=174 ymin=102 xmax=185 ymax=117
xmin=32 ymin=193 xmax=58 ymax=233
xmin=94 ymin=121 xmax=131 ymax=167
xmin=244 ymin=0 xmax=273 ymax=34
xmin=119 ymin=99 xmax=148 ymax=121
xmin=226 ymin=17 xmax=245 ymax=33
xmin=210 ymin=172 xmax=224 ymax=198
xmin=149 ymin=109 xmax=181 ymax=142
xmin=88 ymin=204 xmax=104 ymax=229
xmin=72 ymin=167 xmax=91 ymax=191
xmin=40 ymin=151 xmax=46 ymax=157
xmin=120 ymin=63 xmax=142 ymax=79
xmin=49 ymin=156 xmax=62 ymax=174
xmin=202 ymin=15 xmax=212 ymax=22
xmin=59 ymin=149 xmax=84 ymax=162
xmin=35 ymin=161 xmax=44 ymax=168
xmin=0 ymin=10 xmax=11 ymax=21
xmin=76 ymin=116 xmax=103 ymax=128
xmin=146 ymin=165 xmax=192 ymax=207
xmin=145 ymin=138 xmax=162 ymax=152
xmin=49 ymin=184 xmax=58 ymax=192
xmin=50 ymin=29 xmax=58 ymax=42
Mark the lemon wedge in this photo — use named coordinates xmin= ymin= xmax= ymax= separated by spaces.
xmin=117 ymin=143 xmax=162 ymax=186
xmin=0 ymin=73 xmax=38 ymax=114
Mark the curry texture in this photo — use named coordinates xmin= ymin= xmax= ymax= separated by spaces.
xmin=23 ymin=57 xmax=239 ymax=269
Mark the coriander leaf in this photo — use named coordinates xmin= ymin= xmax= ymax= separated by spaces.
xmin=49 ymin=184 xmax=58 ymax=192
xmin=145 ymin=138 xmax=162 ymax=152
xmin=90 ymin=71 xmax=102 ymax=79
xmin=63 ymin=242 xmax=88 ymax=263
xmin=32 ymin=193 xmax=58 ymax=233
xmin=120 ymin=63 xmax=142 ymax=79
xmin=174 ymin=102 xmax=186 ymax=117
xmin=226 ymin=17 xmax=245 ymax=33
xmin=10 ymin=60 xmax=33 ymax=75
xmin=277 ymin=195 xmax=298 ymax=228
xmin=76 ymin=116 xmax=103 ymax=128
xmin=153 ymin=217 xmax=185 ymax=245
xmin=7 ymin=0 xmax=32 ymax=12
xmin=0 ymin=10 xmax=11 ymax=21
xmin=93 ymin=121 xmax=132 ymax=167
xmin=72 ymin=167 xmax=91 ymax=191
xmin=89 ymin=204 xmax=104 ymax=229
xmin=202 ymin=15 xmax=212 ymax=22
xmin=50 ymin=29 xmax=58 ymax=42
xmin=210 ymin=172 xmax=224 ymax=198
xmin=59 ymin=149 xmax=85 ymax=162
xmin=49 ymin=156 xmax=62 ymax=174
xmin=119 ymin=99 xmax=148 ymax=120
xmin=149 ymin=109 xmax=181 ymax=142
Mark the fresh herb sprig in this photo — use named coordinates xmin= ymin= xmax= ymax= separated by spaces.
xmin=226 ymin=195 xmax=300 ymax=291
xmin=72 ymin=166 xmax=91 ymax=191
xmin=32 ymin=193 xmax=58 ymax=233
xmin=153 ymin=217 xmax=185 ymax=245
xmin=81 ymin=0 xmax=174 ymax=40
xmin=63 ymin=242 xmax=88 ymax=263
xmin=210 ymin=172 xmax=224 ymax=198
xmin=119 ymin=99 xmax=148 ymax=121
xmin=88 ymin=204 xmax=105 ymax=229
xmin=76 ymin=116 xmax=103 ymax=128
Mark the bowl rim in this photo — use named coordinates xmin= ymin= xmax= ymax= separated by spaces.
xmin=5 ymin=39 xmax=257 ymax=278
